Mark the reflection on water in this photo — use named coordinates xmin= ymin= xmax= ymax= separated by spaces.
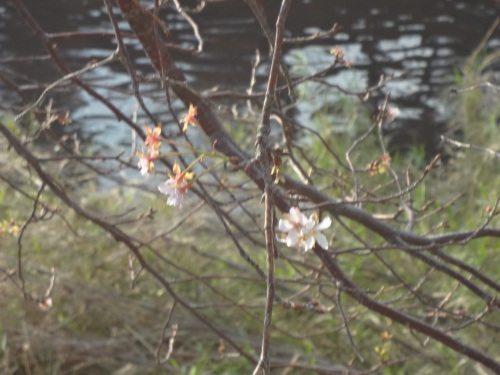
xmin=1 ymin=0 xmax=498 ymax=155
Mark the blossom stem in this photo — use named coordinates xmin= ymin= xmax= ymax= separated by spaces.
xmin=155 ymin=150 xmax=197 ymax=159
xmin=155 ymin=138 xmax=229 ymax=161
xmin=157 ymin=137 xmax=195 ymax=150
xmin=190 ymin=159 xmax=227 ymax=184
xmin=182 ymin=152 xmax=229 ymax=176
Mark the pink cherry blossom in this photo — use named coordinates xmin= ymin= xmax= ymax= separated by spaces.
xmin=136 ymin=147 xmax=157 ymax=176
xmin=181 ymin=103 xmax=198 ymax=133
xmin=158 ymin=161 xmax=194 ymax=208
xmin=145 ymin=123 xmax=162 ymax=153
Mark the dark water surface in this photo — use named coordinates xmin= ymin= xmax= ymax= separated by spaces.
xmin=1 ymin=0 xmax=499 ymax=155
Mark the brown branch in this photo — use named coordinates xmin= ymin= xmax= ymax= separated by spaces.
xmin=11 ymin=0 xmax=144 ymax=136
xmin=0 ymin=121 xmax=257 ymax=365
xmin=15 ymin=182 xmax=46 ymax=299
xmin=244 ymin=0 xmax=296 ymax=101
xmin=103 ymin=0 xmax=159 ymax=125
xmin=284 ymin=176 xmax=500 ymax=248
xmin=312 ymin=245 xmax=500 ymax=373
xmin=283 ymin=23 xmax=341 ymax=44
xmin=46 ymin=30 xmax=137 ymax=40
xmin=252 ymin=1 xmax=293 ymax=373
xmin=15 ymin=50 xmax=120 ymax=120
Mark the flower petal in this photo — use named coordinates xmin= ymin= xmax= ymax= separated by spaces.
xmin=303 ymin=235 xmax=315 ymax=251
xmin=303 ymin=218 xmax=315 ymax=234
xmin=316 ymin=233 xmax=329 ymax=250
xmin=138 ymin=159 xmax=148 ymax=176
xmin=166 ymin=194 xmax=178 ymax=207
xmin=173 ymin=161 xmax=181 ymax=175
xmin=158 ymin=180 xmax=174 ymax=195
xmin=289 ymin=207 xmax=302 ymax=223
xmin=317 ymin=216 xmax=332 ymax=230
xmin=286 ymin=230 xmax=299 ymax=247
xmin=278 ymin=219 xmax=293 ymax=232
xmin=175 ymin=195 xmax=184 ymax=208
xmin=277 ymin=234 xmax=287 ymax=244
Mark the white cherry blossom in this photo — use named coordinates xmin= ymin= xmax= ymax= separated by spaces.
xmin=277 ymin=207 xmax=331 ymax=252
xmin=277 ymin=207 xmax=308 ymax=248
xmin=308 ymin=215 xmax=332 ymax=250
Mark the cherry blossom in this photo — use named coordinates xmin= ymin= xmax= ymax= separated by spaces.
xmin=277 ymin=207 xmax=331 ymax=252
xmin=158 ymin=161 xmax=194 ymax=208
xmin=181 ymin=103 xmax=198 ymax=133
xmin=136 ymin=147 xmax=157 ymax=176
xmin=145 ymin=123 xmax=162 ymax=153
xmin=304 ymin=213 xmax=332 ymax=251
xmin=277 ymin=207 xmax=308 ymax=248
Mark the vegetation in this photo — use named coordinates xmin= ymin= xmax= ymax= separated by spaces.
xmin=1 ymin=1 xmax=499 ymax=375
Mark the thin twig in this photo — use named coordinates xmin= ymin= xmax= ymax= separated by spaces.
xmin=15 ymin=51 xmax=120 ymax=120
xmin=441 ymin=135 xmax=500 ymax=158
xmin=171 ymin=0 xmax=204 ymax=53
xmin=156 ymin=301 xmax=177 ymax=364
xmin=253 ymin=1 xmax=293 ymax=373
xmin=336 ymin=287 xmax=364 ymax=362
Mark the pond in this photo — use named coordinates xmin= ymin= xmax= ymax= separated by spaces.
xmin=1 ymin=0 xmax=499 ymax=156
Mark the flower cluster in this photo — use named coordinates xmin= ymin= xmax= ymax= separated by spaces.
xmin=277 ymin=207 xmax=331 ymax=252
xmin=137 ymin=146 xmax=157 ymax=176
xmin=136 ymin=103 xmax=202 ymax=208
xmin=137 ymin=123 xmax=161 ymax=176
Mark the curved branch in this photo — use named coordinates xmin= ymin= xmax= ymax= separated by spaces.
xmin=313 ymin=244 xmax=500 ymax=373
xmin=0 ymin=121 xmax=257 ymax=365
